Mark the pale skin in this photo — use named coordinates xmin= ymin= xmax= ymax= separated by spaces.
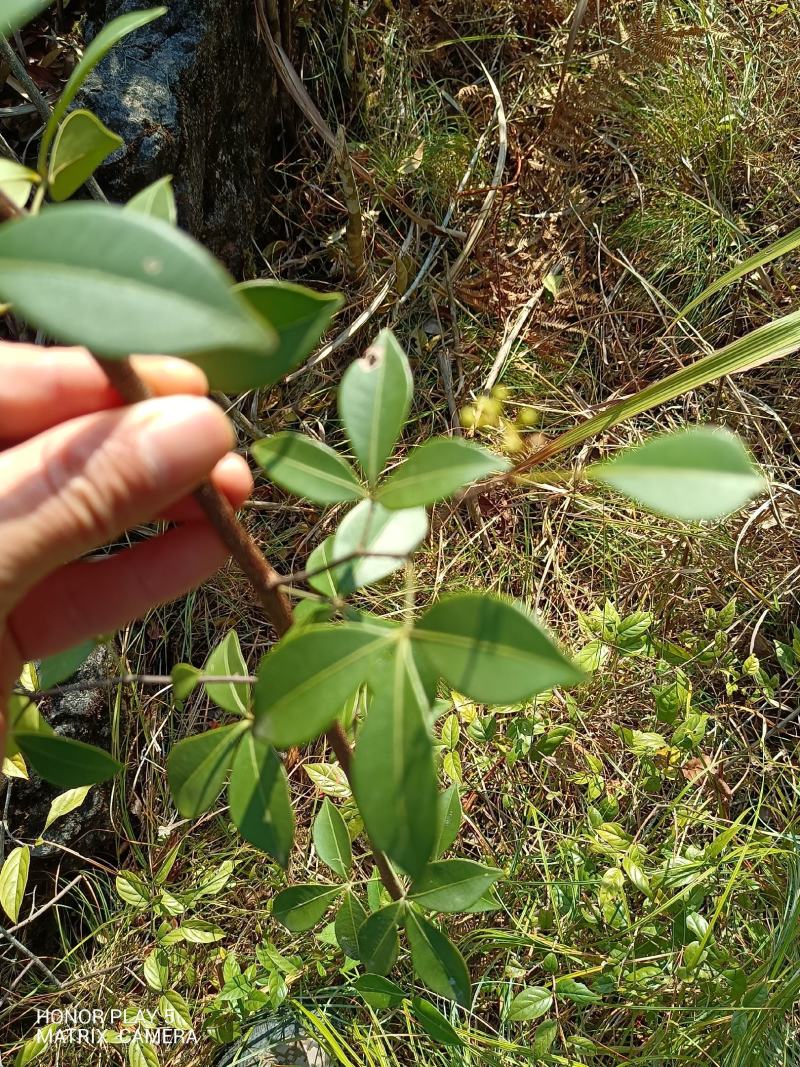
xmin=0 ymin=343 xmax=254 ymax=757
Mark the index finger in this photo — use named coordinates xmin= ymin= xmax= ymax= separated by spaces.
xmin=0 ymin=344 xmax=208 ymax=444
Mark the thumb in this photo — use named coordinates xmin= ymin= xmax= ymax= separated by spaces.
xmin=0 ymin=395 xmax=235 ymax=606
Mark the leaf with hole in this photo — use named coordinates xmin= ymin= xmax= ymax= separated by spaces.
xmin=126 ymin=176 xmax=177 ymax=224
xmin=378 ymin=438 xmax=509 ymax=509
xmin=14 ymin=733 xmax=121 ymax=788
xmin=338 ymin=329 xmax=413 ymax=483
xmin=252 ymin=432 xmax=365 ymax=505
xmin=587 ymin=427 xmax=765 ymax=521
xmin=236 ymin=281 xmax=343 ymax=383
xmin=413 ymin=593 xmax=584 ymax=704
xmin=0 ymin=846 xmax=29 ymax=923
xmin=48 ymin=110 xmax=123 ymax=202
xmin=352 ymin=973 xmax=405 ymax=1011
xmin=358 ymin=902 xmax=402 ymax=975
xmin=353 ymin=639 xmax=438 ymax=878
xmin=0 ymin=159 xmax=40 ymax=210
xmin=410 ymin=859 xmax=502 ymax=913
xmin=167 ymin=722 xmax=247 ymax=819
xmin=205 ymin=630 xmax=250 ymax=715
xmin=334 ymin=891 xmax=367 ymax=960
xmin=272 ymin=884 xmax=342 ymax=932
xmin=228 ymin=733 xmax=294 ymax=867
xmin=254 ymin=624 xmax=392 ymax=748
xmin=405 ymin=910 xmax=471 ymax=1006
xmin=313 ymin=798 xmax=352 ymax=878
xmin=411 ymin=998 xmax=463 ymax=1046
xmin=332 ymin=499 xmax=428 ymax=594
xmin=506 ymin=985 xmax=553 ymax=1021
xmin=0 ymin=205 xmax=277 ymax=388
xmin=38 ymin=7 xmax=166 ymax=170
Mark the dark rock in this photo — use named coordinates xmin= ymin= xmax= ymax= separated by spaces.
xmin=80 ymin=0 xmax=281 ymax=273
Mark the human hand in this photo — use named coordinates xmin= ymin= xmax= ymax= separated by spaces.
xmin=0 ymin=343 xmax=254 ymax=753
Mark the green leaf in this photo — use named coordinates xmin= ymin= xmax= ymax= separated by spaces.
xmin=205 ymin=630 xmax=250 ymax=715
xmin=126 ymin=176 xmax=177 ymax=224
xmin=332 ymin=499 xmax=428 ymax=594
xmin=410 ymin=859 xmax=502 ymax=913
xmin=127 ymin=1040 xmax=160 ymax=1067
xmin=306 ymin=536 xmax=341 ymax=596
xmin=170 ymin=663 xmax=201 ymax=704
xmin=411 ymin=998 xmax=464 ymax=1046
xmin=0 ymin=159 xmax=40 ymax=210
xmin=272 ymin=884 xmax=342 ymax=932
xmin=0 ymin=205 xmax=277 ymax=388
xmin=338 ymin=329 xmax=413 ymax=483
xmin=358 ymin=902 xmax=402 ymax=975
xmin=0 ymin=846 xmax=30 ymax=923
xmin=435 ymin=786 xmax=463 ymax=857
xmin=228 ymin=733 xmax=294 ymax=867
xmin=588 ymin=427 xmax=765 ymax=521
xmin=38 ymin=640 xmax=96 ymax=688
xmin=38 ymin=7 xmax=167 ymax=171
xmin=313 ymin=798 xmax=352 ymax=878
xmin=252 ymin=432 xmax=365 ymax=505
xmin=14 ymin=732 xmax=121 ymax=787
xmin=555 ymin=978 xmax=602 ymax=1005
xmin=116 ymin=871 xmax=150 ymax=909
xmin=1 ymin=0 xmax=49 ymax=35
xmin=166 ymin=722 xmax=247 ymax=819
xmin=235 ymin=280 xmax=343 ymax=383
xmin=48 ymin=109 xmax=123 ymax=202
xmin=413 ymin=593 xmax=584 ymax=704
xmin=351 ymin=973 xmax=405 ymax=1011
xmin=334 ymin=890 xmax=367 ymax=959
xmin=377 ymin=438 xmax=510 ymax=509
xmin=533 ymin=1018 xmax=558 ymax=1055
xmin=40 ymin=786 xmax=91 ymax=837
xmin=158 ymin=989 xmax=193 ymax=1030
xmin=405 ymin=910 xmax=471 ymax=1006
xmin=253 ymin=624 xmax=392 ymax=748
xmin=352 ymin=639 xmax=438 ymax=879
xmin=506 ymin=985 xmax=553 ymax=1022
xmin=143 ymin=948 xmax=170 ymax=992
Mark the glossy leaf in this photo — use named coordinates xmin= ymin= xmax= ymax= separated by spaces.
xmin=166 ymin=722 xmax=247 ymax=818
xmin=358 ymin=902 xmax=402 ymax=975
xmin=236 ymin=280 xmax=343 ymax=383
xmin=587 ymin=427 xmax=765 ymax=521
xmin=143 ymin=949 xmax=170 ymax=992
xmin=272 ymin=883 xmax=341 ymax=932
xmin=0 ymin=846 xmax=29 ymax=923
xmin=48 ymin=109 xmax=123 ymax=201
xmin=116 ymin=871 xmax=149 ymax=908
xmin=38 ymin=639 xmax=96 ymax=688
xmin=334 ymin=891 xmax=367 ymax=959
xmin=507 ymin=985 xmax=553 ymax=1021
xmin=435 ymin=786 xmax=463 ymax=857
xmin=158 ymin=989 xmax=192 ymax=1030
xmin=405 ymin=910 xmax=471 ymax=1006
xmin=1 ymin=0 xmax=48 ymax=34
xmin=555 ymin=978 xmax=602 ymax=1005
xmin=0 ymin=205 xmax=277 ymax=387
xmin=339 ymin=329 xmax=413 ymax=483
xmin=332 ymin=499 xmax=428 ymax=594
xmin=14 ymin=732 xmax=121 ymax=787
xmin=228 ymin=733 xmax=294 ymax=867
xmin=410 ymin=859 xmax=502 ymax=913
xmin=313 ymin=798 xmax=352 ymax=878
xmin=254 ymin=624 xmax=392 ymax=748
xmin=0 ymin=159 xmax=40 ymax=209
xmin=41 ymin=786 xmax=91 ymax=836
xmin=252 ymin=432 xmax=365 ymax=505
xmin=126 ymin=176 xmax=177 ymax=224
xmin=39 ymin=7 xmax=166 ymax=170
xmin=378 ymin=438 xmax=510 ymax=509
xmin=352 ymin=639 xmax=438 ymax=878
xmin=413 ymin=593 xmax=584 ymax=703
xmin=352 ymin=973 xmax=405 ymax=1011
xmin=411 ymin=998 xmax=463 ymax=1046
xmin=204 ymin=630 xmax=249 ymax=715
xmin=306 ymin=536 xmax=341 ymax=597
xmin=170 ymin=663 xmax=202 ymax=704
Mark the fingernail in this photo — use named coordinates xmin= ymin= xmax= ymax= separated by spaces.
xmin=132 ymin=396 xmax=235 ymax=484
xmin=130 ymin=355 xmax=209 ymax=395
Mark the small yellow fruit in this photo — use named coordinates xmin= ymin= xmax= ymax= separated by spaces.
xmin=491 ymin=384 xmax=510 ymax=401
xmin=502 ymin=425 xmax=524 ymax=453
xmin=518 ymin=406 xmax=541 ymax=427
xmin=459 ymin=405 xmax=478 ymax=429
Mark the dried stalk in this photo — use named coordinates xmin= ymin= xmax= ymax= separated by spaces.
xmin=334 ymin=125 xmax=366 ymax=279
